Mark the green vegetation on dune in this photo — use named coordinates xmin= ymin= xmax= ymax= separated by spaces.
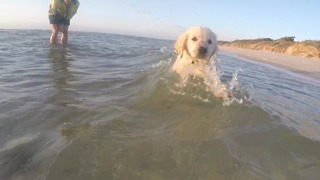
xmin=219 ymin=37 xmax=320 ymax=60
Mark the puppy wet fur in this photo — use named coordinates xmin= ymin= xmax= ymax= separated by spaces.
xmin=172 ymin=26 xmax=218 ymax=77
xmin=172 ymin=26 xmax=231 ymax=99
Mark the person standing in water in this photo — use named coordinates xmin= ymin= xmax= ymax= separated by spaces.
xmin=49 ymin=0 xmax=80 ymax=45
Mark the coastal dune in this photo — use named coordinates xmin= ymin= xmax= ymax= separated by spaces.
xmin=286 ymin=43 xmax=320 ymax=59
xmin=219 ymin=37 xmax=320 ymax=60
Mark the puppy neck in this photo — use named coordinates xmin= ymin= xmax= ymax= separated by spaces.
xmin=181 ymin=52 xmax=194 ymax=63
xmin=181 ymin=51 xmax=207 ymax=65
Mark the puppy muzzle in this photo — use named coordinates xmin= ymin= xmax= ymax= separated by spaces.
xmin=198 ymin=46 xmax=207 ymax=58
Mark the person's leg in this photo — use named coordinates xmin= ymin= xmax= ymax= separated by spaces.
xmin=60 ymin=25 xmax=69 ymax=45
xmin=50 ymin=24 xmax=60 ymax=45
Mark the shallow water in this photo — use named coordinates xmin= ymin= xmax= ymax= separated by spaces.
xmin=1 ymin=29 xmax=320 ymax=180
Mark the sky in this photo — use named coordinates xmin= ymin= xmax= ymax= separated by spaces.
xmin=0 ymin=0 xmax=319 ymax=41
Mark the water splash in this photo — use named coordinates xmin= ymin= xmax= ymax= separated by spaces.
xmin=169 ymin=55 xmax=252 ymax=105
xmin=160 ymin=46 xmax=168 ymax=53
xmin=152 ymin=57 xmax=172 ymax=69
xmin=203 ymin=56 xmax=230 ymax=101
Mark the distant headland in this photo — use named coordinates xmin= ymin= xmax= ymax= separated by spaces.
xmin=219 ymin=37 xmax=320 ymax=60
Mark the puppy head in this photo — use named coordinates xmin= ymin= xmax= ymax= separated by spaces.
xmin=175 ymin=27 xmax=218 ymax=60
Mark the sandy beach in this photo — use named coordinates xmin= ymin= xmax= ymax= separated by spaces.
xmin=219 ymin=46 xmax=320 ymax=80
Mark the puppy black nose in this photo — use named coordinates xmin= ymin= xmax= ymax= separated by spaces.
xmin=198 ymin=46 xmax=207 ymax=55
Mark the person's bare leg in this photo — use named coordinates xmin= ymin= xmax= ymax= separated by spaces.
xmin=61 ymin=26 xmax=69 ymax=45
xmin=50 ymin=24 xmax=60 ymax=45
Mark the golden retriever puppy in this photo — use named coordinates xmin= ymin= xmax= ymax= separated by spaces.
xmin=172 ymin=26 xmax=218 ymax=77
xmin=172 ymin=27 xmax=231 ymax=99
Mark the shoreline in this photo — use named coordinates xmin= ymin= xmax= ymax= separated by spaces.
xmin=219 ymin=46 xmax=320 ymax=80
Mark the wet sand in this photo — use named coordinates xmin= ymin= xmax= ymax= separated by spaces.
xmin=219 ymin=46 xmax=320 ymax=80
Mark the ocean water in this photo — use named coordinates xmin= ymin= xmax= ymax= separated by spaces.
xmin=1 ymin=29 xmax=320 ymax=180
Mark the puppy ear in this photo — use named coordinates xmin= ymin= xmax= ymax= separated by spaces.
xmin=211 ymin=43 xmax=218 ymax=57
xmin=175 ymin=32 xmax=188 ymax=58
xmin=209 ymin=33 xmax=219 ymax=58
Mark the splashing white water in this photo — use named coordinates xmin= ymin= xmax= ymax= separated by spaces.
xmin=203 ymin=57 xmax=229 ymax=98
xmin=170 ymin=55 xmax=251 ymax=105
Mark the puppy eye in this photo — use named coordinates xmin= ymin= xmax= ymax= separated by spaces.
xmin=208 ymin=39 xmax=212 ymax=44
xmin=191 ymin=37 xmax=197 ymax=41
